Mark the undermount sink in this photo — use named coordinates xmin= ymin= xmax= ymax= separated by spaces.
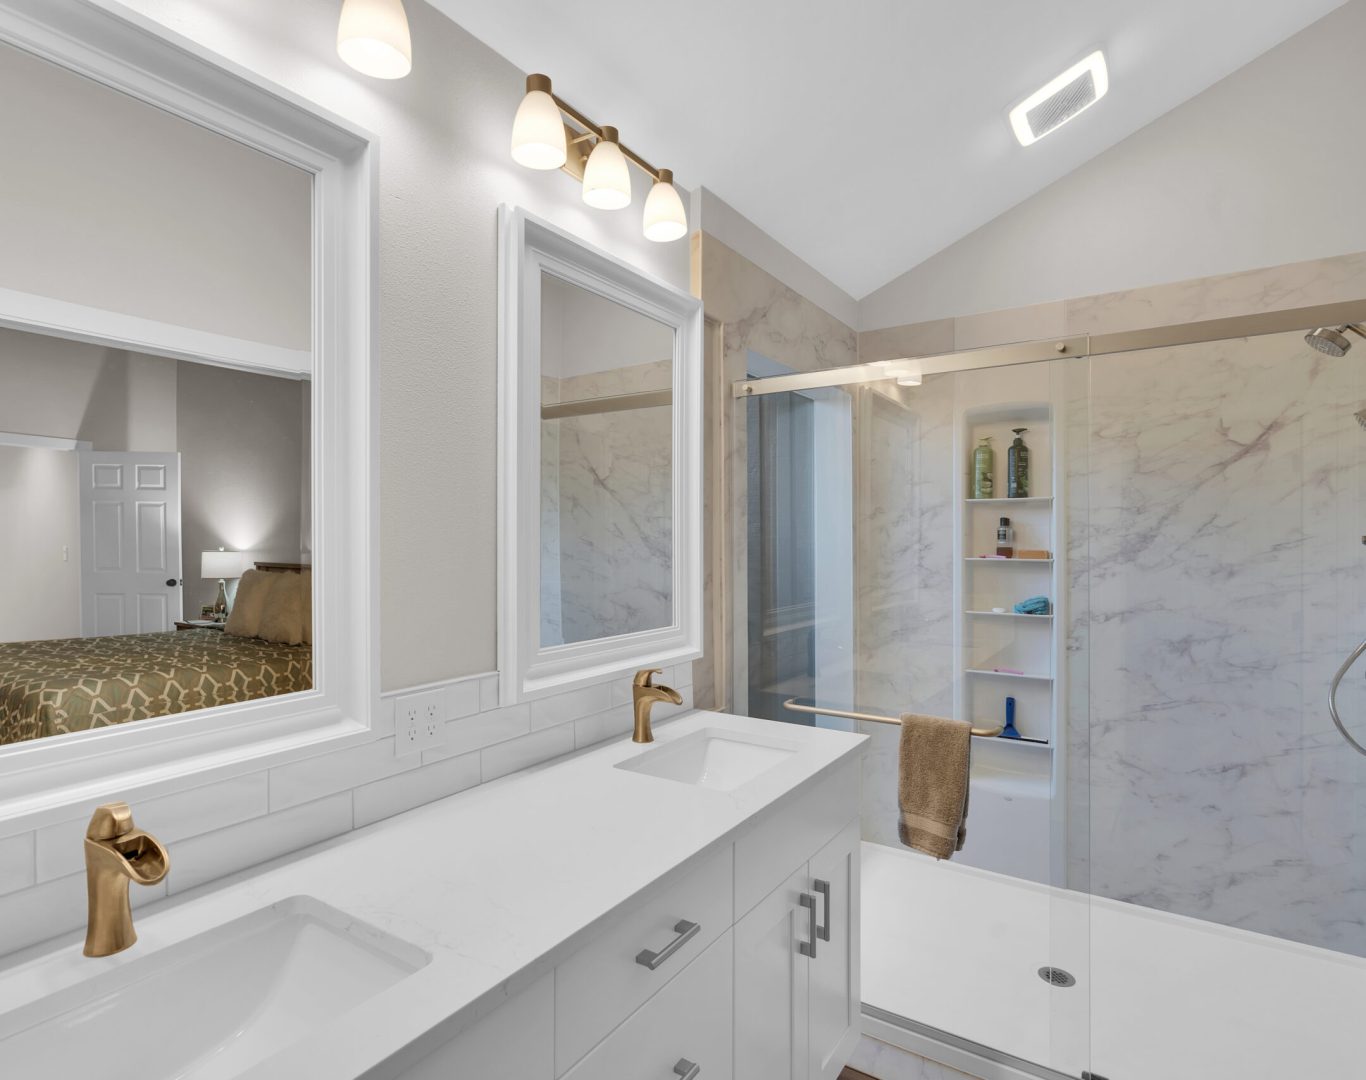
xmin=616 ymin=727 xmax=798 ymax=791
xmin=0 ymin=896 xmax=428 ymax=1080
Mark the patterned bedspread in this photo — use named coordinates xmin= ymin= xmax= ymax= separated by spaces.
xmin=0 ymin=630 xmax=312 ymax=745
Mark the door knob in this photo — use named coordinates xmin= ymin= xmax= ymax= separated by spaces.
xmin=165 ymin=578 xmax=179 ymax=587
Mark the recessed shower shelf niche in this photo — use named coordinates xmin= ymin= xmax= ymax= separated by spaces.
xmin=953 ymin=371 xmax=1065 ymax=886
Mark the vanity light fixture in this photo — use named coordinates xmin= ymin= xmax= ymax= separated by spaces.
xmin=643 ymin=170 xmax=688 ymax=242
xmin=1009 ymin=50 xmax=1108 ymax=146
xmin=510 ymin=74 xmax=689 ymax=241
xmin=336 ymin=0 xmax=412 ymax=80
xmin=511 ymin=74 xmax=568 ymax=169
xmin=582 ymin=126 xmax=632 ymax=210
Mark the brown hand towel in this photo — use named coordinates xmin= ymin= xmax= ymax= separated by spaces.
xmin=897 ymin=713 xmax=971 ymax=859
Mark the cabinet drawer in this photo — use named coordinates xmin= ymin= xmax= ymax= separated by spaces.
xmin=734 ymin=758 xmax=859 ymax=917
xmin=564 ymin=929 xmax=733 ymax=1080
xmin=555 ymin=844 xmax=733 ymax=1074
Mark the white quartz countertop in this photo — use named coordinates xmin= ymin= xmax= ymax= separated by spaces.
xmin=0 ymin=710 xmax=866 ymax=1079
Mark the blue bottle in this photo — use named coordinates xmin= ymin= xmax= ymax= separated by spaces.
xmin=1001 ymin=696 xmax=1021 ymax=739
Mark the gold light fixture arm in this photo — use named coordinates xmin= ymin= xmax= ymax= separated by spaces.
xmin=549 ymin=90 xmax=665 ymax=183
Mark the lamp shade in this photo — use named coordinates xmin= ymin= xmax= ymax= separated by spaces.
xmin=201 ymin=550 xmax=244 ymax=580
xmin=337 ymin=0 xmax=412 ymax=80
xmin=511 ymin=75 xmax=567 ymax=170
xmin=582 ymin=127 xmax=632 ymax=210
xmin=643 ymin=169 xmax=687 ymax=242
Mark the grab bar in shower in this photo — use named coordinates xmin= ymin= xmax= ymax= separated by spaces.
xmin=782 ymin=698 xmax=1005 ymax=738
xmin=1328 ymin=639 xmax=1366 ymax=757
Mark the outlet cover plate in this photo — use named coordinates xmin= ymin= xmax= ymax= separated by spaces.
xmin=395 ymin=689 xmax=446 ymax=757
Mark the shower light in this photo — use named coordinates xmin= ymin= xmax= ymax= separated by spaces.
xmin=336 ymin=0 xmax=412 ymax=80
xmin=896 ymin=374 xmax=923 ymax=387
xmin=511 ymin=75 xmax=567 ymax=170
xmin=582 ymin=127 xmax=632 ymax=210
xmin=1009 ymin=50 xmax=1108 ymax=146
xmin=643 ymin=169 xmax=688 ymax=242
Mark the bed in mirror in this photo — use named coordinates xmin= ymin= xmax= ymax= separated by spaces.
xmin=500 ymin=206 xmax=702 ymax=703
xmin=0 ymin=329 xmax=313 ymax=745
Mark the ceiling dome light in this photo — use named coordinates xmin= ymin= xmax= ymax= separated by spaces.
xmin=511 ymin=74 xmax=567 ymax=170
xmin=896 ymin=373 xmax=923 ymax=387
xmin=582 ymin=127 xmax=632 ymax=210
xmin=643 ymin=169 xmax=687 ymax=242
xmin=337 ymin=0 xmax=412 ymax=80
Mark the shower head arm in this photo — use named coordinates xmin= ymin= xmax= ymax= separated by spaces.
xmin=1345 ymin=324 xmax=1366 ymax=340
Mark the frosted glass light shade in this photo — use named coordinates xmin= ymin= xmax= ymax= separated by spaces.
xmin=582 ymin=127 xmax=632 ymax=210
xmin=337 ymin=0 xmax=412 ymax=80
xmin=201 ymin=550 xmax=244 ymax=580
xmin=643 ymin=169 xmax=687 ymax=242
xmin=511 ymin=76 xmax=567 ymax=170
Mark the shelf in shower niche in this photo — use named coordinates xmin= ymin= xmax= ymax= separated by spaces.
xmin=964 ymin=669 xmax=1053 ymax=681
xmin=964 ymin=610 xmax=1053 ymax=619
xmin=965 ymin=496 xmax=1053 ymax=505
xmin=964 ymin=557 xmax=1053 ymax=564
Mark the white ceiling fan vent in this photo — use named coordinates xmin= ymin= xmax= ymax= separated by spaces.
xmin=1009 ymin=51 xmax=1109 ymax=147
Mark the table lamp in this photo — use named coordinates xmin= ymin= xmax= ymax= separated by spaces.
xmin=201 ymin=549 xmax=244 ymax=621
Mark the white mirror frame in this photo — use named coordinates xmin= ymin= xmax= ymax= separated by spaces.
xmin=0 ymin=0 xmax=376 ymax=827
xmin=498 ymin=206 xmax=703 ymax=703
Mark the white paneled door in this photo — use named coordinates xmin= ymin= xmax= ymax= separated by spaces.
xmin=78 ymin=451 xmax=182 ymax=636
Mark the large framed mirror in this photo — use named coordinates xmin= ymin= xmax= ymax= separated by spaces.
xmin=0 ymin=0 xmax=374 ymax=821
xmin=498 ymin=207 xmax=702 ymax=702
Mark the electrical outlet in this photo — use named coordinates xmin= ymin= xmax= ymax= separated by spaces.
xmin=394 ymin=689 xmax=446 ymax=756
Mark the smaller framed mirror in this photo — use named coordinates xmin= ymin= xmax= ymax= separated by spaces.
xmin=498 ymin=207 xmax=702 ymax=702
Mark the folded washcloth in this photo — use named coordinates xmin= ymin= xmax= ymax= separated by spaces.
xmin=897 ymin=713 xmax=972 ymax=859
xmin=1013 ymin=595 xmax=1051 ymax=615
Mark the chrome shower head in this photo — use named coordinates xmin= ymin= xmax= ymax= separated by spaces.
xmin=1305 ymin=324 xmax=1366 ymax=357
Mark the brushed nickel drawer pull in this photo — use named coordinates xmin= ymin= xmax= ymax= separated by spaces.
xmin=814 ymin=878 xmax=831 ymax=941
xmin=799 ymin=893 xmax=817 ymax=958
xmin=636 ymin=919 xmax=700 ymax=970
xmin=673 ymin=1059 xmax=701 ymax=1079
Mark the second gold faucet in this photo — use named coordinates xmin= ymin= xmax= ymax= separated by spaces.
xmin=632 ymin=668 xmax=683 ymax=743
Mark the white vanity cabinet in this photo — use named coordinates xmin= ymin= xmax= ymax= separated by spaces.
xmin=734 ymin=818 xmax=862 ymax=1080
xmin=393 ymin=758 xmax=861 ymax=1080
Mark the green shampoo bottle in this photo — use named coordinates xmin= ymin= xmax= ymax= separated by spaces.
xmin=972 ymin=437 xmax=994 ymax=499
xmin=1008 ymin=428 xmax=1030 ymax=498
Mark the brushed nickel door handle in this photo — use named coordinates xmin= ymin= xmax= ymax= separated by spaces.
xmin=799 ymin=892 xmax=817 ymax=958
xmin=814 ymin=878 xmax=831 ymax=942
xmin=635 ymin=919 xmax=700 ymax=970
xmin=673 ymin=1059 xmax=701 ymax=1079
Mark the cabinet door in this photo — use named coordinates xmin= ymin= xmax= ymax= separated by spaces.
xmin=734 ymin=863 xmax=812 ymax=1080
xmin=807 ymin=819 xmax=861 ymax=1080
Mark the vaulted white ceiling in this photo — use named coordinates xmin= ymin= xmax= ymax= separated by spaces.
xmin=430 ymin=0 xmax=1345 ymax=299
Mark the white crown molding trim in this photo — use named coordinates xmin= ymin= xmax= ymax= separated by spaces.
xmin=0 ymin=0 xmax=379 ymax=826
xmin=0 ymin=431 xmax=92 ymax=451
xmin=0 ymin=286 xmax=312 ymax=377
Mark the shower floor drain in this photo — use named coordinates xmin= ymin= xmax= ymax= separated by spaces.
xmin=1037 ymin=966 xmax=1076 ymax=987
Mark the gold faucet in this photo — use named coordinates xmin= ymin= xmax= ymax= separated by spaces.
xmin=83 ymin=802 xmax=170 ymax=957
xmin=632 ymin=668 xmax=683 ymax=743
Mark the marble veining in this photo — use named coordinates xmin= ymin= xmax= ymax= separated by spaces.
xmin=540 ymin=360 xmax=673 ymax=645
xmin=1073 ymin=329 xmax=1366 ymax=955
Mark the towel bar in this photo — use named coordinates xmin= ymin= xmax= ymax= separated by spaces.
xmin=782 ymin=698 xmax=1004 ymax=738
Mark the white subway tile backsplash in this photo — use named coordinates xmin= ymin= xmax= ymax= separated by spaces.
xmin=426 ymin=704 xmax=531 ymax=762
xmin=0 ymin=833 xmax=35 ymax=897
xmin=478 ymin=673 xmax=501 ymax=711
xmin=481 ymin=724 xmax=575 ymax=783
xmin=529 ymin=683 xmax=611 ymax=731
xmin=169 ymin=793 xmax=353 ymax=895
xmin=573 ymin=704 xmax=634 ymax=749
xmin=354 ymin=752 xmax=481 ymax=827
xmin=35 ymin=773 xmax=269 ymax=882
xmin=268 ymin=737 xmax=416 ymax=812
xmin=446 ymin=676 xmax=481 ymax=721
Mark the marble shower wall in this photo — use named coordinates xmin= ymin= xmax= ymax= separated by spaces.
xmin=1075 ymin=330 xmax=1366 ymax=955
xmin=540 ymin=360 xmax=673 ymax=646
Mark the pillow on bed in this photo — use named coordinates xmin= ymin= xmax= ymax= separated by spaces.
xmin=258 ymin=572 xmax=305 ymax=645
xmin=225 ymin=570 xmax=272 ymax=637
xmin=301 ymin=569 xmax=312 ymax=646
